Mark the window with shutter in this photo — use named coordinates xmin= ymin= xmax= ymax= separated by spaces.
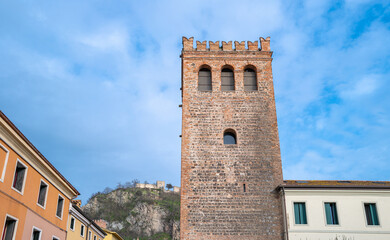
xmin=198 ymin=68 xmax=212 ymax=91
xmin=293 ymin=202 xmax=307 ymax=224
xmin=364 ymin=203 xmax=379 ymax=225
xmin=221 ymin=68 xmax=234 ymax=91
xmin=244 ymin=68 xmax=257 ymax=91
xmin=324 ymin=202 xmax=339 ymax=225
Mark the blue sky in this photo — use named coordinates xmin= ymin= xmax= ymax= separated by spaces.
xmin=1 ymin=0 xmax=389 ymax=203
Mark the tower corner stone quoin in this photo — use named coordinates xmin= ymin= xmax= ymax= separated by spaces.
xmin=180 ymin=37 xmax=284 ymax=240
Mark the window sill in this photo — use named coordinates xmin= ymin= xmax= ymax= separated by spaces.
xmin=325 ymin=224 xmax=341 ymax=227
xmin=37 ymin=202 xmax=46 ymax=210
xmin=11 ymin=186 xmax=24 ymax=195
xmin=224 ymin=144 xmax=237 ymax=147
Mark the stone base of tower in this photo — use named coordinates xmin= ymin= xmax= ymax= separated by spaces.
xmin=180 ymin=192 xmax=284 ymax=240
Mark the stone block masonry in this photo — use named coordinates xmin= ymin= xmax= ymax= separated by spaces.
xmin=180 ymin=37 xmax=284 ymax=239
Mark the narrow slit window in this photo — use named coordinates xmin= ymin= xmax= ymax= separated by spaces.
xmin=198 ymin=68 xmax=212 ymax=91
xmin=32 ymin=228 xmax=41 ymax=240
xmin=294 ymin=202 xmax=307 ymax=224
xmin=56 ymin=195 xmax=64 ymax=218
xmin=221 ymin=68 xmax=234 ymax=91
xmin=70 ymin=217 xmax=75 ymax=230
xmin=2 ymin=216 xmax=17 ymax=240
xmin=364 ymin=203 xmax=379 ymax=225
xmin=244 ymin=68 xmax=257 ymax=91
xmin=223 ymin=130 xmax=237 ymax=145
xmin=80 ymin=225 xmax=85 ymax=237
xmin=243 ymin=184 xmax=246 ymax=192
xmin=37 ymin=181 xmax=48 ymax=207
xmin=12 ymin=161 xmax=27 ymax=192
xmin=324 ymin=203 xmax=339 ymax=225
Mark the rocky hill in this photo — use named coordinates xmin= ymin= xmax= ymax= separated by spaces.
xmin=82 ymin=187 xmax=180 ymax=240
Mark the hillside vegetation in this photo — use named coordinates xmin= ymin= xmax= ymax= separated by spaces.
xmin=82 ymin=186 xmax=180 ymax=240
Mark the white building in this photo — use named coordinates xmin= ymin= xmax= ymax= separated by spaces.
xmin=279 ymin=180 xmax=390 ymax=240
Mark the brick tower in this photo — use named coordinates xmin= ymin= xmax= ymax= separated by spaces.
xmin=180 ymin=37 xmax=284 ymax=240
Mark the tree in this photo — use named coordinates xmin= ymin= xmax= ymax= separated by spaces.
xmin=131 ymin=179 xmax=140 ymax=188
xmin=116 ymin=182 xmax=124 ymax=189
xmin=166 ymin=183 xmax=173 ymax=191
xmin=103 ymin=187 xmax=113 ymax=194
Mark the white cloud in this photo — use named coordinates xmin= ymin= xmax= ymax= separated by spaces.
xmin=77 ymin=26 xmax=129 ymax=52
xmin=340 ymin=75 xmax=379 ymax=99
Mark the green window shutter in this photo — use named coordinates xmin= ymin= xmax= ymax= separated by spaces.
xmin=325 ymin=203 xmax=332 ymax=224
xmin=365 ymin=204 xmax=373 ymax=225
xmin=300 ymin=203 xmax=307 ymax=224
xmin=370 ymin=204 xmax=379 ymax=225
xmin=294 ymin=203 xmax=300 ymax=224
xmin=325 ymin=203 xmax=339 ymax=225
xmin=294 ymin=202 xmax=307 ymax=224
xmin=332 ymin=204 xmax=339 ymax=224
xmin=365 ymin=203 xmax=380 ymax=225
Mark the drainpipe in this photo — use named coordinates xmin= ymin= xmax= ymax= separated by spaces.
xmin=86 ymin=223 xmax=91 ymax=240
xmin=280 ymin=186 xmax=289 ymax=240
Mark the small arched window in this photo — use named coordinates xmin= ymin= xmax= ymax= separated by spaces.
xmin=221 ymin=68 xmax=235 ymax=91
xmin=198 ymin=68 xmax=212 ymax=91
xmin=223 ymin=129 xmax=237 ymax=144
xmin=244 ymin=68 xmax=257 ymax=91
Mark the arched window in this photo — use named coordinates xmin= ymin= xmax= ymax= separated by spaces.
xmin=221 ymin=68 xmax=235 ymax=91
xmin=198 ymin=68 xmax=212 ymax=91
xmin=244 ymin=67 xmax=257 ymax=91
xmin=223 ymin=129 xmax=237 ymax=144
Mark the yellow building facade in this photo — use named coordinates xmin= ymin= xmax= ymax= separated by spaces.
xmin=66 ymin=203 xmax=106 ymax=240
xmin=101 ymin=229 xmax=123 ymax=240
xmin=0 ymin=111 xmax=80 ymax=240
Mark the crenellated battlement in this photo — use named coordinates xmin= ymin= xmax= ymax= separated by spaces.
xmin=182 ymin=36 xmax=271 ymax=52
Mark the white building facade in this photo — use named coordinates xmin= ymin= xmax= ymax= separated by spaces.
xmin=280 ymin=180 xmax=390 ymax=240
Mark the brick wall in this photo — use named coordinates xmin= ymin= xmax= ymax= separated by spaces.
xmin=180 ymin=37 xmax=284 ymax=240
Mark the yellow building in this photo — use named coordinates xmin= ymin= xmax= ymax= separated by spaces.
xmin=93 ymin=220 xmax=124 ymax=240
xmin=67 ymin=203 xmax=106 ymax=240
xmin=0 ymin=110 xmax=79 ymax=240
xmin=101 ymin=229 xmax=123 ymax=240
